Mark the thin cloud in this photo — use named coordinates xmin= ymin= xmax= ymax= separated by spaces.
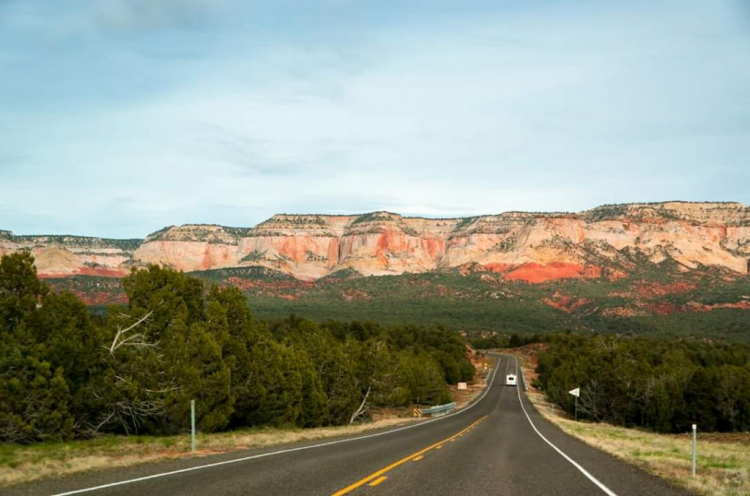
xmin=91 ymin=0 xmax=231 ymax=31
xmin=0 ymin=1 xmax=747 ymax=238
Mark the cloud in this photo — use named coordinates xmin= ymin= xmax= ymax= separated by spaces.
xmin=190 ymin=123 xmax=303 ymax=176
xmin=91 ymin=0 xmax=231 ymax=31
xmin=0 ymin=1 xmax=748 ymax=238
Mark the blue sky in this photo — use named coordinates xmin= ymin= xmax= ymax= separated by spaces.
xmin=1 ymin=0 xmax=749 ymax=238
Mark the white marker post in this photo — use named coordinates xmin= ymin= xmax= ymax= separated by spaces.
xmin=191 ymin=400 xmax=196 ymax=453
xmin=691 ymin=424 xmax=697 ymax=477
xmin=569 ymin=387 xmax=580 ymax=421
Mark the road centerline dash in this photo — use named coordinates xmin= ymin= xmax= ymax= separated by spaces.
xmin=330 ymin=415 xmax=487 ymax=495
xmin=368 ymin=477 xmax=387 ymax=487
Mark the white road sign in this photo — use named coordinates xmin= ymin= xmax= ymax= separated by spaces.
xmin=569 ymin=387 xmax=580 ymax=397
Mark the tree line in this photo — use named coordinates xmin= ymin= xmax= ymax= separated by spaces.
xmin=468 ymin=332 xmax=544 ymax=350
xmin=535 ymin=333 xmax=750 ymax=433
xmin=0 ymin=253 xmax=475 ymax=443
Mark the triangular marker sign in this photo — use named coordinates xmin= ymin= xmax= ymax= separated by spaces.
xmin=569 ymin=387 xmax=580 ymax=397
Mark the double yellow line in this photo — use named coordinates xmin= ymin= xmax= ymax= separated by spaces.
xmin=331 ymin=415 xmax=488 ymax=495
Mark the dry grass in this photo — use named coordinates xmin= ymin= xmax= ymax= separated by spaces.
xmin=0 ymin=417 xmax=414 ymax=488
xmin=517 ymin=359 xmax=750 ymax=496
xmin=1 ymin=369 xmax=493 ymax=488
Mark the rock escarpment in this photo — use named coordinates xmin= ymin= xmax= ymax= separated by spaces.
xmin=0 ymin=232 xmax=138 ymax=278
xmin=1 ymin=202 xmax=748 ymax=282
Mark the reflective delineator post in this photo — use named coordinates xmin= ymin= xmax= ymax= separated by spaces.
xmin=691 ymin=424 xmax=697 ymax=477
xmin=191 ymin=400 xmax=196 ymax=453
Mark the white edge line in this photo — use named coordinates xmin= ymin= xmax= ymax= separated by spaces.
xmin=511 ymin=356 xmax=618 ymax=496
xmin=52 ymin=358 xmax=501 ymax=496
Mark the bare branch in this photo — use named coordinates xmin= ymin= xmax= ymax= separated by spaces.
xmin=350 ymin=386 xmax=371 ymax=424
xmin=105 ymin=311 xmax=154 ymax=355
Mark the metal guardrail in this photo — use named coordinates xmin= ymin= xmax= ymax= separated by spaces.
xmin=419 ymin=402 xmax=457 ymax=416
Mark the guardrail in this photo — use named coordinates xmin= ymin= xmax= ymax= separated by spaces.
xmin=418 ymin=402 xmax=457 ymax=417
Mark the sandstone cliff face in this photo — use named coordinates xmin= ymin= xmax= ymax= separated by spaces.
xmin=0 ymin=232 xmax=138 ymax=278
xmin=2 ymin=202 xmax=748 ymax=282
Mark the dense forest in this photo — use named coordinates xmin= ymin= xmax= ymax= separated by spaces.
xmin=57 ymin=261 xmax=750 ymax=343
xmin=0 ymin=253 xmax=474 ymax=443
xmin=535 ymin=334 xmax=750 ymax=433
xmin=206 ymin=266 xmax=750 ymax=343
xmin=5 ymin=250 xmax=748 ymax=443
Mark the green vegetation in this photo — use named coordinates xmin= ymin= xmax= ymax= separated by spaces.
xmin=211 ymin=266 xmax=750 ymax=343
xmin=535 ymin=333 xmax=750 ymax=433
xmin=246 ymin=272 xmax=570 ymax=333
xmin=252 ymin=216 xmax=334 ymax=233
xmin=222 ymin=226 xmax=256 ymax=237
xmin=238 ymin=250 xmax=269 ymax=263
xmin=46 ymin=276 xmax=125 ymax=297
xmin=526 ymin=391 xmax=750 ymax=496
xmin=190 ymin=266 xmax=295 ymax=283
xmin=351 ymin=212 xmax=396 ymax=225
xmin=582 ymin=204 xmax=630 ymax=222
xmin=319 ymin=267 xmax=362 ymax=281
xmin=43 ymin=260 xmax=750 ymax=344
xmin=454 ymin=216 xmax=479 ymax=229
xmin=0 ymin=253 xmax=472 ymax=444
xmin=8 ymin=234 xmax=141 ymax=251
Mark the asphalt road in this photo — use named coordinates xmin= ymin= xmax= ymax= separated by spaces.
xmin=9 ymin=355 xmax=690 ymax=496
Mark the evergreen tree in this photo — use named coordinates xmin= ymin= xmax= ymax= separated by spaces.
xmin=0 ymin=253 xmax=73 ymax=442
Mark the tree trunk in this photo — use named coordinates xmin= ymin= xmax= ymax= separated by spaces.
xmin=349 ymin=386 xmax=371 ymax=424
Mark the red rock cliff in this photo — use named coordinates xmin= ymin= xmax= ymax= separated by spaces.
xmin=2 ymin=202 xmax=748 ymax=282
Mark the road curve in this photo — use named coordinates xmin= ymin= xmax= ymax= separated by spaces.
xmin=7 ymin=355 xmax=689 ymax=496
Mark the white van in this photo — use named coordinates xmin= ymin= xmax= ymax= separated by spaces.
xmin=505 ymin=374 xmax=517 ymax=386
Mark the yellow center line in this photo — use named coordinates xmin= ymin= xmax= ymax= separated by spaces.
xmin=435 ymin=445 xmax=443 ymax=449
xmin=413 ymin=455 xmax=424 ymax=461
xmin=331 ymin=415 xmax=487 ymax=496
xmin=368 ymin=476 xmax=387 ymax=487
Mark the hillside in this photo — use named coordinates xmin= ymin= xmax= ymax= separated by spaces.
xmin=2 ymin=202 xmax=749 ymax=280
xmin=46 ymin=258 xmax=750 ymax=343
xmin=5 ymin=201 xmax=749 ymax=341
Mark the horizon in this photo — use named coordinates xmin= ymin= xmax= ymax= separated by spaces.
xmin=2 ymin=1 xmax=749 ymax=238
xmin=2 ymin=199 xmax=746 ymax=239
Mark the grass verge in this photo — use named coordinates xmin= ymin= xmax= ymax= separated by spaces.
xmin=0 ymin=418 xmax=413 ymax=488
xmin=0 ymin=365 xmax=492 ymax=488
xmin=511 ymin=351 xmax=750 ymax=496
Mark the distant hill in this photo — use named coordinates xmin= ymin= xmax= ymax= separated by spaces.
xmin=4 ymin=201 xmax=749 ymax=341
xmin=2 ymin=201 xmax=749 ymax=280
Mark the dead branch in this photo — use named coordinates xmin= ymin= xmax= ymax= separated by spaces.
xmin=349 ymin=386 xmax=371 ymax=424
xmin=105 ymin=311 xmax=154 ymax=355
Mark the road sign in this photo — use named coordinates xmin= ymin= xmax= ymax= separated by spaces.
xmin=569 ymin=387 xmax=580 ymax=421
xmin=457 ymin=382 xmax=468 ymax=390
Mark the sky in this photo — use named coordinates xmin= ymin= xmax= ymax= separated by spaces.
xmin=1 ymin=0 xmax=749 ymax=238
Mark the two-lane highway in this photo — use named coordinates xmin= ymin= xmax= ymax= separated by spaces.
xmin=9 ymin=355 xmax=689 ymax=496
